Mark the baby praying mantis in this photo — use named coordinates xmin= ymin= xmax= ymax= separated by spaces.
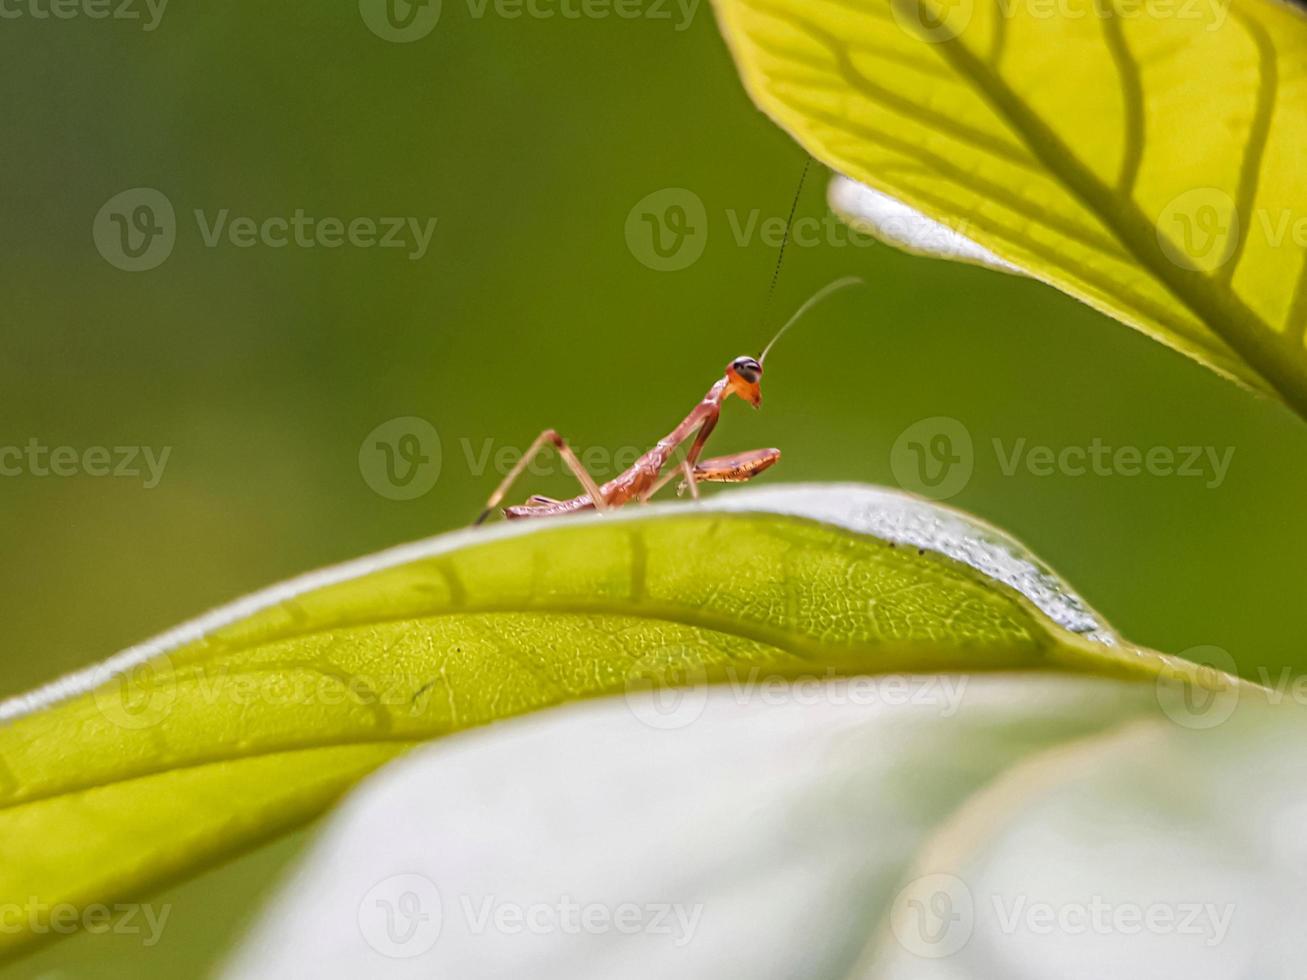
xmin=474 ymin=275 xmax=862 ymax=524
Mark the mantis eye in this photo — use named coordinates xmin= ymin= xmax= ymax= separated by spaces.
xmin=731 ymin=356 xmax=762 ymax=383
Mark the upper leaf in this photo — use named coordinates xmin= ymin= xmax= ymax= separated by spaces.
xmin=712 ymin=0 xmax=1307 ymax=414
xmin=0 ymin=484 xmax=1175 ymax=960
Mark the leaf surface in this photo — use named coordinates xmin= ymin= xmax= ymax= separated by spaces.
xmin=0 ymin=484 xmax=1180 ymax=959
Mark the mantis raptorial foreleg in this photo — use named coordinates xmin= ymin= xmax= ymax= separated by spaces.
xmin=644 ymin=448 xmax=782 ymax=501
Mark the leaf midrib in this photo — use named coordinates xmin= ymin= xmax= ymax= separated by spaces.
xmin=912 ymin=0 xmax=1307 ymax=415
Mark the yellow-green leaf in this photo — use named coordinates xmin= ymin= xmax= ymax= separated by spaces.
xmin=711 ymin=0 xmax=1307 ymax=414
xmin=0 ymin=484 xmax=1193 ymax=960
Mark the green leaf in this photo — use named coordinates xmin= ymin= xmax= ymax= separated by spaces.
xmin=711 ymin=0 xmax=1307 ymax=415
xmin=221 ymin=673 xmax=1293 ymax=979
xmin=0 ymin=484 xmax=1188 ymax=960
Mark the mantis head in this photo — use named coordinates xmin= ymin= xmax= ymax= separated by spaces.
xmin=725 ymin=356 xmax=763 ymax=408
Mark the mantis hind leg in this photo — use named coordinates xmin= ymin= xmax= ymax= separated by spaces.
xmin=473 ymin=429 xmax=608 ymax=525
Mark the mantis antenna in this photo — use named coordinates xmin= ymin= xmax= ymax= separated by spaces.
xmin=759 ymin=275 xmax=864 ymax=365
xmin=758 ymin=156 xmax=812 ymax=330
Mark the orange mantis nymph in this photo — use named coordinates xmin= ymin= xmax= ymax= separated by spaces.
xmin=475 ymin=275 xmax=861 ymax=524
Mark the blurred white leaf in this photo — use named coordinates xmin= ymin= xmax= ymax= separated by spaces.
xmin=221 ymin=675 xmax=1302 ymax=979
xmin=828 ymin=175 xmax=1022 ymax=275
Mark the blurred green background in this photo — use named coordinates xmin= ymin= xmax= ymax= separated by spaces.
xmin=4 ymin=0 xmax=1307 ymax=975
